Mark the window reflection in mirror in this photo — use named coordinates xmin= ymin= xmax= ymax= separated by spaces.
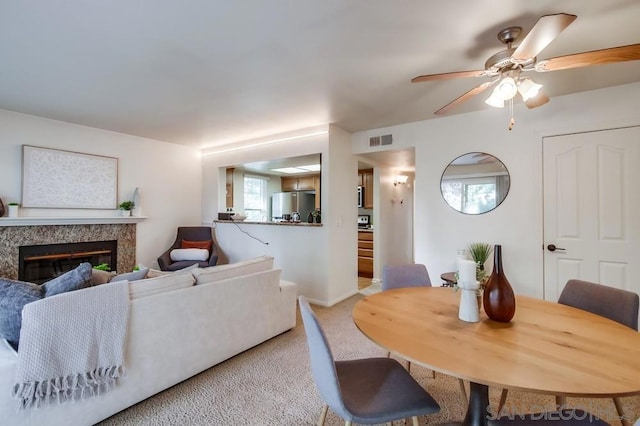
xmin=440 ymin=152 xmax=510 ymax=214
xmin=222 ymin=153 xmax=321 ymax=222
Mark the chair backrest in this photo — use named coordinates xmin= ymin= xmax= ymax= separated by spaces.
xmin=382 ymin=263 xmax=431 ymax=291
xmin=559 ymin=279 xmax=639 ymax=330
xmin=298 ymin=296 xmax=350 ymax=419
xmin=175 ymin=227 xmax=214 ymax=245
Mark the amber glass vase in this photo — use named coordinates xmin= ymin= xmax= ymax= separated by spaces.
xmin=482 ymin=245 xmax=516 ymax=322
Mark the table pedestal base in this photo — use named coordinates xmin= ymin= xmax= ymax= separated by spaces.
xmin=464 ymin=382 xmax=489 ymax=426
xmin=440 ymin=382 xmax=489 ymax=426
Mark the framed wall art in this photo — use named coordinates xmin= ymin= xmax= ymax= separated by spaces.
xmin=21 ymin=145 xmax=118 ymax=209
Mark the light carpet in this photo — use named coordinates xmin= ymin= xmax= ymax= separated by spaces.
xmin=99 ymin=294 xmax=640 ymax=425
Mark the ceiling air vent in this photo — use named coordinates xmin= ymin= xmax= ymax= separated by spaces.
xmin=369 ymin=134 xmax=392 ymax=147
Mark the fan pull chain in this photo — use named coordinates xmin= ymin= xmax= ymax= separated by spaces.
xmin=508 ymin=98 xmax=515 ymax=131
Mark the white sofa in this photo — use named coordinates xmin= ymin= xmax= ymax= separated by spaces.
xmin=0 ymin=256 xmax=297 ymax=425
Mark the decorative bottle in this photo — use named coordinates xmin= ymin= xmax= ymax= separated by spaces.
xmin=482 ymin=244 xmax=516 ymax=322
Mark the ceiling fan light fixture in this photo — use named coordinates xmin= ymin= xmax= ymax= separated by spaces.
xmin=485 ymin=89 xmax=505 ymax=108
xmin=495 ymin=76 xmax=518 ymax=101
xmin=518 ymin=78 xmax=543 ymax=101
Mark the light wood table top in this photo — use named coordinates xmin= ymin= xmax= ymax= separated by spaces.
xmin=353 ymin=287 xmax=640 ymax=398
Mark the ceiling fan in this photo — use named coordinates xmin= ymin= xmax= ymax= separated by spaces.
xmin=412 ymin=13 xmax=640 ymax=117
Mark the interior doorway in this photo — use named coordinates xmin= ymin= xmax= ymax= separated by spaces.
xmin=542 ymin=126 xmax=640 ymax=300
xmin=356 ymin=148 xmax=416 ymax=291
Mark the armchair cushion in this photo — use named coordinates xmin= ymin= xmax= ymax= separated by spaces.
xmin=170 ymin=248 xmax=209 ymax=262
xmin=181 ymin=239 xmax=212 ymax=251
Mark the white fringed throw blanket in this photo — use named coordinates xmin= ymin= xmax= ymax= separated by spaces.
xmin=13 ymin=280 xmax=130 ymax=410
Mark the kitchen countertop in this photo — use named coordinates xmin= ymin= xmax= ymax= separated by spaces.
xmin=358 ymin=228 xmax=374 ymax=232
xmin=214 ymin=220 xmax=322 ymax=227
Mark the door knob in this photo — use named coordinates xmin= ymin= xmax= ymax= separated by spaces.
xmin=547 ymin=244 xmax=566 ymax=252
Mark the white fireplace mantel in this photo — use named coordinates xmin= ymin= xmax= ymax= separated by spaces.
xmin=0 ymin=216 xmax=148 ymax=226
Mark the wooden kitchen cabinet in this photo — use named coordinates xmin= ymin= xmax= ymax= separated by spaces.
xmin=358 ymin=169 xmax=374 ymax=209
xmin=364 ymin=171 xmax=373 ymax=209
xmin=225 ymin=167 xmax=234 ymax=208
xmin=313 ymin=175 xmax=321 ymax=209
xmin=297 ymin=176 xmax=315 ymax=190
xmin=358 ymin=231 xmax=374 ymax=278
xmin=281 ymin=174 xmax=320 ymax=192
xmin=281 ymin=177 xmax=298 ymax=192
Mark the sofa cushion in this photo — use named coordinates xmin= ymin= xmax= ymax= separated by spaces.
xmin=90 ymin=269 xmax=116 ymax=285
xmin=0 ymin=278 xmax=42 ymax=348
xmin=0 ymin=262 xmax=94 ymax=349
xmin=170 ymin=248 xmax=209 ymax=262
xmin=192 ymin=255 xmax=274 ymax=285
xmin=42 ymin=262 xmax=93 ymax=297
xmin=181 ymin=239 xmax=213 ymax=252
xmin=110 ymin=266 xmax=150 ymax=283
xmin=147 ymin=263 xmax=200 ymax=278
xmin=128 ymin=272 xmax=195 ymax=299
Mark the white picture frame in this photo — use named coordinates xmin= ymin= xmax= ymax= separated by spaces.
xmin=21 ymin=145 xmax=118 ymax=209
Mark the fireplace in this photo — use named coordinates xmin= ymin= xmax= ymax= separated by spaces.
xmin=19 ymin=240 xmax=118 ymax=284
xmin=0 ymin=223 xmax=136 ymax=281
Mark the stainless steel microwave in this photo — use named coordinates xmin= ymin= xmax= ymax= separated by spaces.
xmin=357 ymin=186 xmax=364 ymax=208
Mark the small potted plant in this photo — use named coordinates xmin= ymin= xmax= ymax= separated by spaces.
xmin=119 ymin=200 xmax=135 ymax=216
xmin=7 ymin=202 xmax=19 ymax=218
xmin=312 ymin=208 xmax=321 ymax=224
xmin=467 ymin=242 xmax=493 ymax=302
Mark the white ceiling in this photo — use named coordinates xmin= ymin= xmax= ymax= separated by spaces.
xmin=1 ymin=1 xmax=639 ymax=149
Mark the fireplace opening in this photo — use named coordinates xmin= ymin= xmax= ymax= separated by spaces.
xmin=19 ymin=240 xmax=117 ymax=284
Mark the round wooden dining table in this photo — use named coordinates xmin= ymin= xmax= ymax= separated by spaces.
xmin=352 ymin=287 xmax=640 ymax=425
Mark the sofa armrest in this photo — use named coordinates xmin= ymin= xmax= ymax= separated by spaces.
xmin=279 ymin=280 xmax=298 ymax=329
xmin=279 ymin=280 xmax=297 ymax=293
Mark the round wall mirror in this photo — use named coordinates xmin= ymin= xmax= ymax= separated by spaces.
xmin=440 ymin=152 xmax=510 ymax=214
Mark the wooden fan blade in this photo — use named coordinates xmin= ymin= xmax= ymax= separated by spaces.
xmin=434 ymin=81 xmax=494 ymax=115
xmin=524 ymin=90 xmax=550 ymax=109
xmin=512 ymin=13 xmax=577 ymax=61
xmin=412 ymin=70 xmax=486 ymax=83
xmin=536 ymin=43 xmax=640 ymax=71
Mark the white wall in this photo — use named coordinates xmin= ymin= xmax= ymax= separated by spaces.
xmin=325 ymin=125 xmax=359 ymax=304
xmin=352 ymin=82 xmax=640 ymax=299
xmin=0 ymin=109 xmax=202 ymax=269
xmin=202 ymin=126 xmax=359 ymax=306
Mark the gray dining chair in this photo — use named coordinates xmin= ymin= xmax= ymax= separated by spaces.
xmin=298 ymin=296 xmax=441 ymax=426
xmin=497 ymin=279 xmax=638 ymax=426
xmin=381 ymin=263 xmax=431 ymax=372
xmin=382 ymin=263 xmax=432 ymax=290
xmin=382 ymin=264 xmax=468 ymax=401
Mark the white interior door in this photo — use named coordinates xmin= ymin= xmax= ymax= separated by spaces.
xmin=543 ymin=126 xmax=640 ymax=301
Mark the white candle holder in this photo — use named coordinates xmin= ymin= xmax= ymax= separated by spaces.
xmin=458 ymin=279 xmax=480 ymax=323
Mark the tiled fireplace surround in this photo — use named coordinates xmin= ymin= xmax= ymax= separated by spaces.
xmin=0 ymin=224 xmax=136 ymax=280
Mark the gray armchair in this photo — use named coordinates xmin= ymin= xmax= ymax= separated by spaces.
xmin=157 ymin=227 xmax=219 ymax=271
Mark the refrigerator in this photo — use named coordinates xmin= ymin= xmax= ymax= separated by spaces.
xmin=271 ymin=192 xmax=315 ymax=220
